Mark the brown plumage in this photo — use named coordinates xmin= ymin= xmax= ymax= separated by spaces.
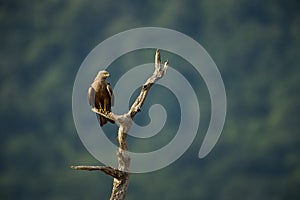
xmin=88 ymin=70 xmax=114 ymax=126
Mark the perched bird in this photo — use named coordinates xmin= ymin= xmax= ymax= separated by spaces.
xmin=88 ymin=70 xmax=114 ymax=126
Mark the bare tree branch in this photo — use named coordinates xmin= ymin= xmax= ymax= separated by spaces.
xmin=70 ymin=165 xmax=127 ymax=180
xmin=129 ymin=49 xmax=168 ymax=118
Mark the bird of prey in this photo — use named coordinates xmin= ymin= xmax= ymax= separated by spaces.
xmin=88 ymin=70 xmax=114 ymax=127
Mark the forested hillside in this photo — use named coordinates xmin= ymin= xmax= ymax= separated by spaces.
xmin=0 ymin=0 xmax=299 ymax=199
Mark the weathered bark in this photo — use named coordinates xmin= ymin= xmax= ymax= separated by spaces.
xmin=71 ymin=49 xmax=168 ymax=200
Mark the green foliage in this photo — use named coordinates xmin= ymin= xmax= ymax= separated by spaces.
xmin=0 ymin=0 xmax=299 ymax=199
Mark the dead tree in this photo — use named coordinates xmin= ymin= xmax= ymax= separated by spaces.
xmin=71 ymin=49 xmax=168 ymax=200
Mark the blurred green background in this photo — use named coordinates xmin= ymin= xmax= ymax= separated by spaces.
xmin=1 ymin=0 xmax=299 ymax=199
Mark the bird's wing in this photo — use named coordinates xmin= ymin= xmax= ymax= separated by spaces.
xmin=106 ymin=83 xmax=114 ymax=107
xmin=87 ymin=86 xmax=95 ymax=107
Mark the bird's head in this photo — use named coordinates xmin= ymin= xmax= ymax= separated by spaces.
xmin=96 ymin=70 xmax=110 ymax=80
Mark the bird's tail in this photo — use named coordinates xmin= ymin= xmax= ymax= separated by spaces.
xmin=96 ymin=113 xmax=114 ymax=127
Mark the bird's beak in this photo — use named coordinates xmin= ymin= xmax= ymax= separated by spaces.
xmin=105 ymin=72 xmax=110 ymax=77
